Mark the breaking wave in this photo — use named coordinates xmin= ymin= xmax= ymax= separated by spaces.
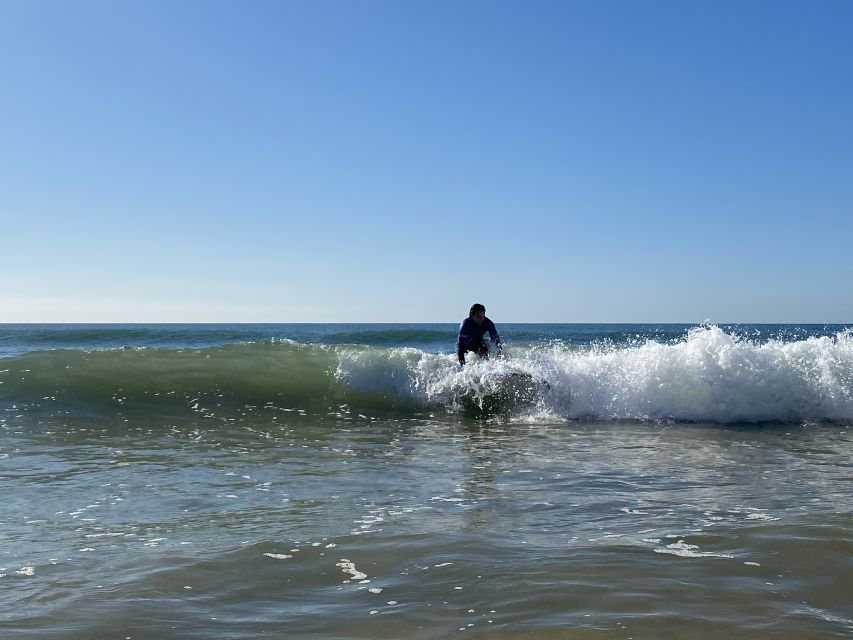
xmin=2 ymin=326 xmax=851 ymax=424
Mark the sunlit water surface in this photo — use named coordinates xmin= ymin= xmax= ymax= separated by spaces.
xmin=2 ymin=412 xmax=851 ymax=639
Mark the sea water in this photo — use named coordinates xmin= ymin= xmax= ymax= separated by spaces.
xmin=1 ymin=324 xmax=851 ymax=638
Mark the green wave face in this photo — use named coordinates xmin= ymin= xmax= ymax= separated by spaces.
xmin=1 ymin=343 xmax=342 ymax=417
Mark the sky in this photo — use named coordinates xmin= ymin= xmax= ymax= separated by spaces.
xmin=1 ymin=0 xmax=852 ymax=323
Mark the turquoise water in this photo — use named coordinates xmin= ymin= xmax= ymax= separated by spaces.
xmin=1 ymin=324 xmax=852 ymax=638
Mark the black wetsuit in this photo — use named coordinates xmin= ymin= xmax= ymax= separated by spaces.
xmin=457 ymin=317 xmax=501 ymax=365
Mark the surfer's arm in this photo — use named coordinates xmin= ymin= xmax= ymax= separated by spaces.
xmin=486 ymin=320 xmax=502 ymax=355
xmin=457 ymin=320 xmax=472 ymax=365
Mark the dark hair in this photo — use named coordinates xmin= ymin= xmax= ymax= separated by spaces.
xmin=469 ymin=303 xmax=486 ymax=318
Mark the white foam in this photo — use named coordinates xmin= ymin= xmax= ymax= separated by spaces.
xmin=746 ymin=513 xmax=780 ymax=521
xmin=654 ymin=540 xmax=734 ymax=559
xmin=336 ymin=327 xmax=853 ymax=423
xmin=336 ymin=346 xmax=549 ymax=411
xmin=336 ymin=559 xmax=368 ymax=581
xmin=553 ymin=326 xmax=853 ymax=422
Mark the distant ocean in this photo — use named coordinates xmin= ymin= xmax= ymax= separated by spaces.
xmin=2 ymin=323 xmax=852 ymax=638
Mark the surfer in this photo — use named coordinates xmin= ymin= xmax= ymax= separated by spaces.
xmin=458 ymin=303 xmax=502 ymax=366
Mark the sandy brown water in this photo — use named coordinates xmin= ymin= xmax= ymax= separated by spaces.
xmin=2 ymin=411 xmax=851 ymax=639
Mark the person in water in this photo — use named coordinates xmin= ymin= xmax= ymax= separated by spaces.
xmin=457 ymin=303 xmax=502 ymax=366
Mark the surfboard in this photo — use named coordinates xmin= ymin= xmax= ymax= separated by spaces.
xmin=459 ymin=369 xmax=551 ymax=416
xmin=491 ymin=371 xmax=550 ymax=399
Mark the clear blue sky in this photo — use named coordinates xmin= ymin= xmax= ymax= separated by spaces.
xmin=2 ymin=0 xmax=851 ymax=322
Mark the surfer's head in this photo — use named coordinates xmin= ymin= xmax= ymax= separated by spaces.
xmin=469 ymin=303 xmax=486 ymax=324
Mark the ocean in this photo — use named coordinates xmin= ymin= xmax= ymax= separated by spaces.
xmin=1 ymin=323 xmax=851 ymax=639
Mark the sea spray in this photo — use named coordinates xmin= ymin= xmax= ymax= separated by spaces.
xmin=334 ymin=326 xmax=853 ymax=422
xmin=545 ymin=326 xmax=853 ymax=422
